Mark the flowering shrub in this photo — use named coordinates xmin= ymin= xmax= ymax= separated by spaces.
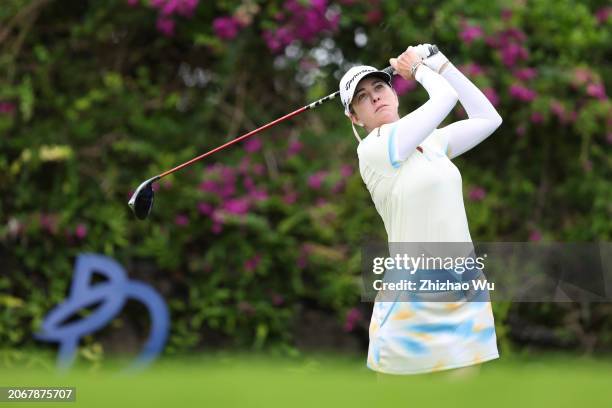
xmin=0 ymin=0 xmax=610 ymax=358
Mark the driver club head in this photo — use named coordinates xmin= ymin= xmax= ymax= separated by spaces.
xmin=128 ymin=176 xmax=160 ymax=220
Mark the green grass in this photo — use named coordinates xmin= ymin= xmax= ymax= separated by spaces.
xmin=1 ymin=351 xmax=611 ymax=407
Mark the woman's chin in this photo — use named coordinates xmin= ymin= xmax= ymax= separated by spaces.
xmin=376 ymin=111 xmax=397 ymax=125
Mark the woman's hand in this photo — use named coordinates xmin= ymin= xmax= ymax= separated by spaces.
xmin=415 ymin=43 xmax=450 ymax=74
xmin=389 ymin=47 xmax=423 ymax=80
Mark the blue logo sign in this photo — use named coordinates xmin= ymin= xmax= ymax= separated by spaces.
xmin=35 ymin=253 xmax=169 ymax=371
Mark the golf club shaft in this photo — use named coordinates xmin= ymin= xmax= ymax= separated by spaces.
xmin=157 ymin=76 xmax=367 ymax=179
xmin=158 ymin=45 xmax=438 ymax=179
xmin=159 ymin=105 xmax=308 ymax=178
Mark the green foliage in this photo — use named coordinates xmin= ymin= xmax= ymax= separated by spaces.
xmin=0 ymin=0 xmax=610 ymax=359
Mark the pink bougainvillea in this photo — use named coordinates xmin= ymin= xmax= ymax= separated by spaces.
xmin=262 ymin=0 xmax=340 ymax=53
xmin=392 ymin=76 xmax=416 ymax=96
xmin=459 ymin=23 xmax=484 ymax=44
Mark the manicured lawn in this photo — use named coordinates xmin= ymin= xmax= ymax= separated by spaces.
xmin=1 ymin=351 xmax=611 ymax=407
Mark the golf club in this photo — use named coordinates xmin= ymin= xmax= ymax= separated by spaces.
xmin=128 ymin=45 xmax=439 ymax=220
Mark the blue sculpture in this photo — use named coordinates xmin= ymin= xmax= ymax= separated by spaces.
xmin=35 ymin=253 xmax=169 ymax=371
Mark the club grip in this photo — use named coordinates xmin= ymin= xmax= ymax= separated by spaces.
xmin=382 ymin=44 xmax=439 ymax=76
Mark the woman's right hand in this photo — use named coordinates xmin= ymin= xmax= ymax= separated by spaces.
xmin=389 ymin=47 xmax=423 ymax=80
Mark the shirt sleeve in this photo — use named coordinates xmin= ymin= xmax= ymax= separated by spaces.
xmin=389 ymin=64 xmax=459 ymax=166
xmin=434 ymin=63 xmax=503 ymax=159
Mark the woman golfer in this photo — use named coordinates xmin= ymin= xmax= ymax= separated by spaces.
xmin=339 ymin=44 xmax=503 ymax=375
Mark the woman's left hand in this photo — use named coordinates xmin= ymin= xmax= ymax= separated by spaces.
xmin=389 ymin=47 xmax=423 ymax=80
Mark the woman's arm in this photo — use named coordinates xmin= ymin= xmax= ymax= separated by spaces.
xmin=419 ymin=47 xmax=503 ymax=159
xmin=390 ymin=64 xmax=459 ymax=165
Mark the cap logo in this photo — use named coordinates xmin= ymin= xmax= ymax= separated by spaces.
xmin=344 ymin=68 xmax=376 ymax=92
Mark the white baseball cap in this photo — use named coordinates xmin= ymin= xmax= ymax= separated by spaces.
xmin=339 ymin=65 xmax=392 ymax=117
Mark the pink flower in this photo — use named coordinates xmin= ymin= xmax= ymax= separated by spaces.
xmin=251 ymin=188 xmax=268 ymax=202
xmin=297 ymin=255 xmax=307 ymax=269
xmin=366 ymin=9 xmax=383 ymax=25
xmin=529 ymin=229 xmax=542 ymax=242
xmin=252 ymin=164 xmax=265 ymax=176
xmin=331 ymin=180 xmax=345 ymax=193
xmin=158 ymin=0 xmax=199 ymax=18
xmin=287 ymin=139 xmax=303 ymax=156
xmin=211 ymin=223 xmax=223 ymax=234
xmin=501 ymin=27 xmax=527 ymax=43
xmin=156 ymin=17 xmax=175 ymax=37
xmin=244 ymin=137 xmax=262 ymax=153
xmin=458 ymin=63 xmax=484 ymax=77
xmin=509 ymin=84 xmax=537 ymax=102
xmin=243 ymin=176 xmax=255 ymax=190
xmin=262 ymin=0 xmax=339 ymax=53
xmin=514 ymin=67 xmax=537 ymax=81
xmin=75 ymin=223 xmax=88 ymax=239
xmin=262 ymin=30 xmax=286 ymax=53
xmin=308 ymin=171 xmax=327 ymax=190
xmin=238 ymin=157 xmax=251 ymax=173
xmin=343 ymin=307 xmax=362 ymax=332
xmin=223 ymin=198 xmax=250 ymax=215
xmin=340 ymin=164 xmax=352 ymax=178
xmin=219 ymin=184 xmax=236 ymax=199
xmin=40 ymin=213 xmax=59 ymax=235
xmin=549 ymin=100 xmax=576 ymax=123
xmin=177 ymin=0 xmax=199 ymax=18
xmin=483 ymin=87 xmax=500 ymax=107
xmin=283 ymin=191 xmax=298 ymax=204
xmin=392 ymin=76 xmax=416 ymax=96
xmin=595 ymin=7 xmax=611 ymax=24
xmin=572 ymin=68 xmax=591 ymax=85
xmin=460 ymin=23 xmax=483 ymax=44
xmin=468 ymin=186 xmax=486 ymax=202
xmin=607 ymin=133 xmax=612 ymax=145
xmin=199 ymin=180 xmax=218 ymax=193
xmin=197 ymin=202 xmax=214 ymax=215
xmin=586 ymin=83 xmax=606 ymax=100
xmin=244 ymin=254 xmax=262 ymax=272
xmin=297 ymin=244 xmax=311 ymax=269
xmin=530 ymin=112 xmax=544 ymax=124
xmin=175 ymin=214 xmax=189 ymax=226
xmin=299 ymin=58 xmax=318 ymax=71
xmin=550 ymin=100 xmax=565 ymax=118
xmin=501 ymin=8 xmax=512 ymax=21
xmin=0 ymin=102 xmax=15 ymax=114
xmin=126 ymin=0 xmax=139 ymax=6
xmin=271 ymin=293 xmax=284 ymax=306
xmin=500 ymin=43 xmax=528 ymax=67
xmin=516 ymin=125 xmax=526 ymax=137
xmin=213 ymin=16 xmax=243 ymax=40
xmin=485 ymin=35 xmax=499 ymax=48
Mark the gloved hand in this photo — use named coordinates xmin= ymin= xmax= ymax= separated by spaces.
xmin=416 ymin=43 xmax=450 ymax=73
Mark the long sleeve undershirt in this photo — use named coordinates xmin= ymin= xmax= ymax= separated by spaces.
xmin=392 ymin=62 xmax=503 ymax=162
xmin=390 ymin=65 xmax=459 ymax=164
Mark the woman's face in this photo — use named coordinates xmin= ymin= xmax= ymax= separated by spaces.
xmin=349 ymin=76 xmax=400 ymax=131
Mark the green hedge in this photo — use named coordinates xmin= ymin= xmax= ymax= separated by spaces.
xmin=1 ymin=0 xmax=610 ymax=360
